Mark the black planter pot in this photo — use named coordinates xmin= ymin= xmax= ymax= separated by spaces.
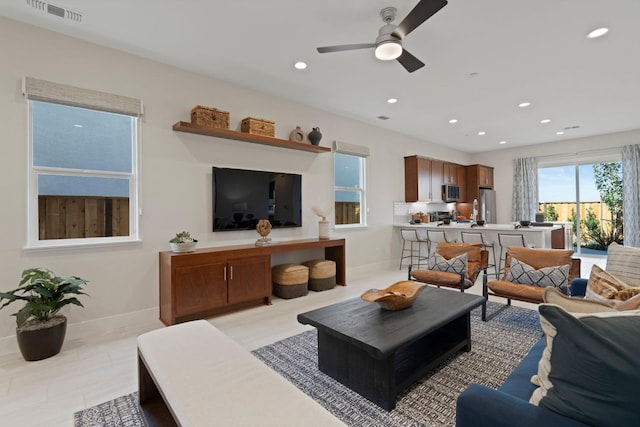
xmin=16 ymin=315 xmax=67 ymax=361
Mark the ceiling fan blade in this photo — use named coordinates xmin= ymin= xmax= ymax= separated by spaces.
xmin=393 ymin=0 xmax=448 ymax=39
xmin=317 ymin=43 xmax=376 ymax=53
xmin=396 ymin=49 xmax=425 ymax=73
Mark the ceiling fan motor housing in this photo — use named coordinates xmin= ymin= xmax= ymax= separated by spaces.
xmin=375 ymin=23 xmax=402 ymax=60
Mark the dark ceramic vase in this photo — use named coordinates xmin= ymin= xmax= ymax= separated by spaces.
xmin=308 ymin=127 xmax=322 ymax=146
xmin=16 ymin=315 xmax=67 ymax=361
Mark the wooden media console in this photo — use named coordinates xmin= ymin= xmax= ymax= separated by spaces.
xmin=159 ymin=238 xmax=346 ymax=326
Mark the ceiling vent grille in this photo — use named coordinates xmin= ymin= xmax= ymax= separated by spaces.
xmin=26 ymin=0 xmax=82 ymax=22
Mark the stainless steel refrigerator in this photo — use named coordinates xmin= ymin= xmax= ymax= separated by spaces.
xmin=479 ymin=189 xmax=497 ymax=223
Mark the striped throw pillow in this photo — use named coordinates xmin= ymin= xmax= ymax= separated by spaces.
xmin=606 ymin=242 xmax=640 ymax=287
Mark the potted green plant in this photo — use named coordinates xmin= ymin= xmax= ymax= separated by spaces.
xmin=169 ymin=231 xmax=198 ymax=253
xmin=0 ymin=268 xmax=88 ymax=361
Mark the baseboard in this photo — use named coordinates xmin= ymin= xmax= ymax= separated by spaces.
xmin=0 ymin=307 xmax=161 ymax=356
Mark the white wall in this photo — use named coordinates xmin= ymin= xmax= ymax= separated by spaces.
xmin=0 ymin=18 xmax=471 ymax=344
xmin=470 ymin=129 xmax=640 ymax=224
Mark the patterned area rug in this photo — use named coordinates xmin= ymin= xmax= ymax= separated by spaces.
xmin=74 ymin=302 xmax=541 ymax=427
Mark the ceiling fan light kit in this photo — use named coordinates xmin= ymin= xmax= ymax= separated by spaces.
xmin=375 ymin=40 xmax=402 ymax=61
xmin=316 ymin=0 xmax=448 ymax=73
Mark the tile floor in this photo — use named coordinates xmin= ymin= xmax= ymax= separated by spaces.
xmin=0 ymin=257 xmax=605 ymax=426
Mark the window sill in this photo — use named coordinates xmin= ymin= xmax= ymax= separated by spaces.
xmin=334 ymin=224 xmax=368 ymax=231
xmin=23 ymin=238 xmax=142 ymax=254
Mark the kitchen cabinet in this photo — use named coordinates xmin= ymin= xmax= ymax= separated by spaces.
xmin=443 ymin=162 xmax=466 ymax=201
xmin=465 ymin=164 xmax=494 ymax=202
xmin=404 ymin=155 xmax=444 ymax=202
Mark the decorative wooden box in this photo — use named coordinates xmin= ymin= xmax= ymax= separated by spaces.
xmin=191 ymin=105 xmax=230 ymax=129
xmin=240 ymin=117 xmax=275 ymax=137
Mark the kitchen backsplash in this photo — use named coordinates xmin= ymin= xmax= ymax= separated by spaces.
xmin=393 ymin=201 xmax=456 ymax=225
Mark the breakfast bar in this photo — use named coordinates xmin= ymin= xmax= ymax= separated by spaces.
xmin=394 ymin=223 xmax=567 ymax=250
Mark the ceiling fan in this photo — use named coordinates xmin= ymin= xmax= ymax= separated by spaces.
xmin=316 ymin=0 xmax=447 ymax=73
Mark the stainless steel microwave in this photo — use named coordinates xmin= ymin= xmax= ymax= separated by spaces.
xmin=443 ymin=184 xmax=461 ymax=202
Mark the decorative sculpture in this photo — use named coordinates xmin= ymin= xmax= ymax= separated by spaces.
xmin=255 ymin=219 xmax=273 ymax=245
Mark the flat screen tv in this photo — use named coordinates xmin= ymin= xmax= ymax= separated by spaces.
xmin=212 ymin=167 xmax=302 ymax=231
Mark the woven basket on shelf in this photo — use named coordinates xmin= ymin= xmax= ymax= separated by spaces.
xmin=240 ymin=117 xmax=275 ymax=137
xmin=190 ymin=105 xmax=230 ymax=129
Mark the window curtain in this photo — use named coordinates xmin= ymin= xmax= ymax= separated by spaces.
xmin=512 ymin=157 xmax=538 ymax=221
xmin=622 ymin=145 xmax=640 ymax=247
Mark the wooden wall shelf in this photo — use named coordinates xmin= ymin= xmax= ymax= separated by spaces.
xmin=173 ymin=122 xmax=331 ymax=153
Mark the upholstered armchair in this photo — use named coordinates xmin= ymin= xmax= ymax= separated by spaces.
xmin=482 ymin=247 xmax=581 ymax=321
xmin=409 ymin=242 xmax=488 ymax=292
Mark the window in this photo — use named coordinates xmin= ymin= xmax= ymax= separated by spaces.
xmin=333 ymin=141 xmax=369 ymax=227
xmin=24 ymin=77 xmax=142 ymax=248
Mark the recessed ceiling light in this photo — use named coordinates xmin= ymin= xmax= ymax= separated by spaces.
xmin=387 ymin=98 xmax=398 ymax=104
xmin=518 ymin=102 xmax=531 ymax=108
xmin=449 ymin=119 xmax=458 ymax=124
xmin=478 ymin=131 xmax=486 ymax=136
xmin=74 ymin=124 xmax=83 ymax=128
xmin=540 ymin=119 xmax=551 ymax=124
xmin=556 ymin=131 xmax=565 ymax=135
xmin=499 ymin=141 xmax=507 ymax=145
xmin=294 ymin=61 xmax=307 ymax=70
xmin=586 ymin=27 xmax=609 ymax=39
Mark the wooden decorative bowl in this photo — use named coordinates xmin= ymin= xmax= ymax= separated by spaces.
xmin=361 ymin=281 xmax=427 ymax=311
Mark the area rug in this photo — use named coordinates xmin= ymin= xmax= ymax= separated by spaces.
xmin=74 ymin=302 xmax=541 ymax=427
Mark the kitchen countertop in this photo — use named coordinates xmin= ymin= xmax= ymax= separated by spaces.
xmin=394 ymin=222 xmax=563 ymax=231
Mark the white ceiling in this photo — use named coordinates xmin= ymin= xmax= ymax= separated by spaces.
xmin=3 ymin=0 xmax=640 ymax=153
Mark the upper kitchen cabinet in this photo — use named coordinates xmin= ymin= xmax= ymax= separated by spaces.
xmin=444 ymin=162 xmax=466 ymax=200
xmin=465 ymin=164 xmax=494 ymax=202
xmin=404 ymin=155 xmax=444 ymax=203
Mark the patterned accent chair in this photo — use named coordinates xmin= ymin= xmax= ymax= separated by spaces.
xmin=409 ymin=242 xmax=488 ymax=293
xmin=482 ymin=247 xmax=581 ymax=321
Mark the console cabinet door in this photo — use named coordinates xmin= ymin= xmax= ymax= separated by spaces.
xmin=174 ymin=261 xmax=227 ymax=317
xmin=227 ymin=255 xmax=270 ymax=305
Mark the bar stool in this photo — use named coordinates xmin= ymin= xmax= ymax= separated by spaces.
xmin=461 ymin=231 xmax=498 ymax=278
xmin=426 ymin=230 xmax=455 ymax=255
xmin=497 ymin=233 xmax=534 ymax=275
xmin=415 ymin=228 xmax=430 ymax=262
xmin=399 ymin=229 xmax=423 ymax=270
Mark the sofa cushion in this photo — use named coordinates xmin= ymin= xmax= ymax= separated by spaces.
xmin=585 ymin=264 xmax=640 ymax=307
xmin=606 ymin=242 xmax=640 ymax=287
xmin=544 ymin=287 xmax=640 ymax=312
xmin=487 ymin=280 xmax=546 ymax=302
xmin=542 ymin=287 xmax=616 ymax=313
xmin=506 ymin=257 xmax=570 ymax=289
xmin=530 ymin=304 xmax=640 ymax=427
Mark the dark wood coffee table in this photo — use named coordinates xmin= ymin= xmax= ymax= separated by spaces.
xmin=297 ymin=287 xmax=485 ymax=410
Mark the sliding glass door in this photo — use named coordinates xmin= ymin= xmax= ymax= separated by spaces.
xmin=538 ymin=161 xmax=623 ymax=255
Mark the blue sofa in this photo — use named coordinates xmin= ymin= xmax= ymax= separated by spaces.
xmin=456 ymin=339 xmax=591 ymax=427
xmin=456 ymin=279 xmax=591 ymax=427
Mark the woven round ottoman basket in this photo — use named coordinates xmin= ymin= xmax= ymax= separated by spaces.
xmin=272 ymin=264 xmax=309 ymax=299
xmin=302 ymin=259 xmax=336 ymax=291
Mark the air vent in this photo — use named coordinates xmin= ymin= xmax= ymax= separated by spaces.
xmin=377 ymin=115 xmax=390 ymax=120
xmin=26 ymin=0 xmax=82 ymax=22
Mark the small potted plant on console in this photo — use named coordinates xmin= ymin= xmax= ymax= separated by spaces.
xmin=169 ymin=231 xmax=198 ymax=253
xmin=0 ymin=268 xmax=89 ymax=361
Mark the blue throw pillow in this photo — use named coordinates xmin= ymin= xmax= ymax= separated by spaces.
xmin=531 ymin=304 xmax=640 ymax=427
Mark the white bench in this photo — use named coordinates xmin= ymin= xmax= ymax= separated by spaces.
xmin=138 ymin=320 xmax=345 ymax=427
